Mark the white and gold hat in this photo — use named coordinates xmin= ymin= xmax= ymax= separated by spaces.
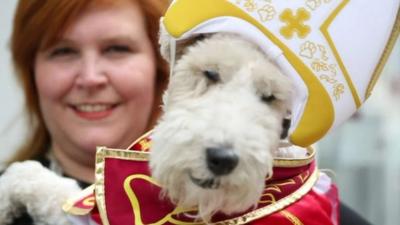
xmin=162 ymin=0 xmax=400 ymax=147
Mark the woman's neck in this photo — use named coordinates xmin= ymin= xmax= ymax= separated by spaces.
xmin=51 ymin=144 xmax=96 ymax=184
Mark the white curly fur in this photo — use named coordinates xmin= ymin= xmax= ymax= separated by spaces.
xmin=0 ymin=161 xmax=82 ymax=225
xmin=150 ymin=32 xmax=295 ymax=221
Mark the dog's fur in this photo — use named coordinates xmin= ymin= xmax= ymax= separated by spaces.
xmin=150 ymin=30 xmax=296 ymax=220
xmin=0 ymin=161 xmax=81 ymax=225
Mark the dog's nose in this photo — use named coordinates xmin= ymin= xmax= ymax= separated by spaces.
xmin=206 ymin=147 xmax=239 ymax=176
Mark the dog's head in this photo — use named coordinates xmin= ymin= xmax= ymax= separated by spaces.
xmin=150 ymin=31 xmax=294 ymax=219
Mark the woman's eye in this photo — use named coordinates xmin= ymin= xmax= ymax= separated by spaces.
xmin=49 ymin=47 xmax=77 ymax=58
xmin=261 ymin=94 xmax=276 ymax=104
xmin=104 ymin=45 xmax=132 ymax=55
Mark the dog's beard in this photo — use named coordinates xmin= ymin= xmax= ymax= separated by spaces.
xmin=150 ymin=118 xmax=279 ymax=221
xmin=150 ymin=128 xmax=275 ymax=221
xmin=155 ymin=164 xmax=270 ymax=222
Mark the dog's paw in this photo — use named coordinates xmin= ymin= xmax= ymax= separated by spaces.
xmin=0 ymin=161 xmax=81 ymax=225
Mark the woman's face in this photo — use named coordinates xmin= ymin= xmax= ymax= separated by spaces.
xmin=34 ymin=1 xmax=156 ymax=158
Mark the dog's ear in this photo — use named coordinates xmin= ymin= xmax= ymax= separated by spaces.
xmin=159 ymin=20 xmax=172 ymax=63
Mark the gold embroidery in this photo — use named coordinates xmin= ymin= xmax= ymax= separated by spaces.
xmin=213 ymin=169 xmax=319 ymax=225
xmin=298 ymin=170 xmax=310 ymax=183
xmin=139 ymin=139 xmax=152 ymax=151
xmin=333 ymin=83 xmax=345 ymax=100
xmin=63 ymin=184 xmax=96 ymax=215
xmin=124 ymin=174 xmax=202 ymax=225
xmin=320 ymin=0 xmax=361 ymax=107
xmin=318 ymin=45 xmax=329 ymax=61
xmin=299 ymin=39 xmax=345 ymax=101
xmin=319 ymin=74 xmax=345 ymax=100
xmin=311 ymin=59 xmax=331 ymax=72
xmin=257 ymin=4 xmax=276 ymax=22
xmin=299 ymin=41 xmax=317 ymax=59
xmin=319 ymin=74 xmax=336 ymax=83
xmin=83 ymin=196 xmax=96 ymax=207
xmin=244 ymin=0 xmax=257 ymax=12
xmin=280 ymin=8 xmax=311 ymax=39
xmin=264 ymin=186 xmax=282 ymax=193
xmin=258 ymin=193 xmax=276 ymax=204
xmin=260 ymin=179 xmax=296 ymax=204
xmin=306 ymin=0 xmax=333 ymax=11
xmin=281 ymin=210 xmax=304 ymax=225
xmin=305 ymin=0 xmax=322 ymax=11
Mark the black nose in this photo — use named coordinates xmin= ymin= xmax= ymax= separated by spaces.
xmin=206 ymin=147 xmax=239 ymax=176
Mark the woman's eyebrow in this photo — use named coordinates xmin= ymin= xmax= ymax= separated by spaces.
xmin=98 ymin=35 xmax=137 ymax=44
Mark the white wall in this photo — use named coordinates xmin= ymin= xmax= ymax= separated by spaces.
xmin=0 ymin=0 xmax=25 ymax=165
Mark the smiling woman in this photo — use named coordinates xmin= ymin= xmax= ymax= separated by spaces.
xmin=33 ymin=1 xmax=160 ymax=183
xmin=7 ymin=0 xmax=169 ymax=184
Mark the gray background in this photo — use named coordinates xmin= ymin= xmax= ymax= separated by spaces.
xmin=0 ymin=0 xmax=25 ymax=165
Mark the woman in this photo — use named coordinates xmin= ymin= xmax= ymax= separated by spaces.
xmin=2 ymin=0 xmax=168 ymax=224
xmin=8 ymin=0 xmax=169 ymax=183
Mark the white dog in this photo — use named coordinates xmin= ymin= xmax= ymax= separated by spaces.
xmin=150 ymin=31 xmax=296 ymax=220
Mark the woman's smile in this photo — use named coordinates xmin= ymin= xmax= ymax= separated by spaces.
xmin=69 ymin=103 xmax=120 ymax=120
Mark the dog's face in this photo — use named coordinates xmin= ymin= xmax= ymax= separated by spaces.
xmin=150 ymin=33 xmax=293 ymax=219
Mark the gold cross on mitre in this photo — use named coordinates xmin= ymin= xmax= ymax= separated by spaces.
xmin=162 ymin=0 xmax=400 ymax=147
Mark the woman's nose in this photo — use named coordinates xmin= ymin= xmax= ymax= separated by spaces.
xmin=75 ymin=56 xmax=108 ymax=89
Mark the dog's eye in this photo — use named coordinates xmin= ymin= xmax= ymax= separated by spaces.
xmin=203 ymin=70 xmax=220 ymax=82
xmin=261 ymin=94 xmax=276 ymax=103
xmin=195 ymin=34 xmax=207 ymax=41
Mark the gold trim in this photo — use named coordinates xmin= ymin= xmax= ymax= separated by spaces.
xmin=98 ymin=147 xmax=149 ymax=161
xmin=127 ymin=130 xmax=153 ymax=150
xmin=62 ymin=184 xmax=95 ymax=215
xmin=95 ymin=147 xmax=111 ymax=225
xmin=366 ymin=7 xmax=400 ymax=98
xmin=123 ymin=174 xmax=203 ymax=225
xmin=320 ymin=0 xmax=362 ymax=108
xmin=281 ymin=210 xmax=304 ymax=225
xmin=273 ymin=146 xmax=315 ymax=168
xmin=211 ymin=168 xmax=319 ymax=225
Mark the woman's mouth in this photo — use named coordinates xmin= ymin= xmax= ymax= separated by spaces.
xmin=71 ymin=103 xmax=119 ymax=120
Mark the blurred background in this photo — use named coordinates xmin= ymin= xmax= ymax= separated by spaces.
xmin=318 ymin=36 xmax=400 ymax=225
xmin=1 ymin=1 xmax=399 ymax=224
